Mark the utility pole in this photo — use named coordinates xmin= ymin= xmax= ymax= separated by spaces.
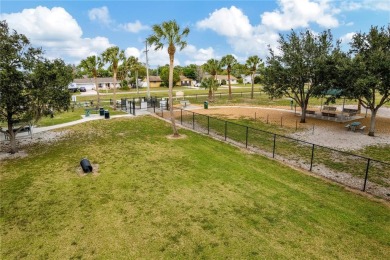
xmin=144 ymin=41 xmax=151 ymax=99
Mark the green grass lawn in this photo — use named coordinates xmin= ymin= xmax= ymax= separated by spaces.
xmin=36 ymin=107 xmax=127 ymax=127
xmin=1 ymin=116 xmax=389 ymax=259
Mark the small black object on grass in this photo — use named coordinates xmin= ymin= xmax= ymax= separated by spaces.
xmin=80 ymin=158 xmax=93 ymax=173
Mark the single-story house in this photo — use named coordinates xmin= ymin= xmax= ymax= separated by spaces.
xmin=242 ymin=74 xmax=260 ymax=84
xmin=180 ymin=76 xmax=193 ymax=87
xmin=141 ymin=76 xmax=162 ymax=88
xmin=73 ymin=77 xmax=121 ymax=90
xmin=205 ymin=75 xmax=238 ymax=85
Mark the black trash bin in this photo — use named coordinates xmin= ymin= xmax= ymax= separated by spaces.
xmin=99 ymin=107 xmax=104 ymax=116
xmin=104 ymin=110 xmax=110 ymax=119
xmin=80 ymin=158 xmax=93 ymax=173
xmin=204 ymin=101 xmax=208 ymax=109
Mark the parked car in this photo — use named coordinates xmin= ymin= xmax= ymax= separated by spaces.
xmin=79 ymin=86 xmax=87 ymax=92
xmin=68 ymin=83 xmax=78 ymax=92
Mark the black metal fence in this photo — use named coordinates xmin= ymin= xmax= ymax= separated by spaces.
xmin=155 ymin=108 xmax=390 ymax=199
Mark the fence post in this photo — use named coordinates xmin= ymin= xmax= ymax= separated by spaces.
xmin=273 ymin=134 xmax=276 ymax=158
xmin=192 ymin=112 xmax=195 ymax=129
xmin=310 ymin=144 xmax=315 ymax=171
xmin=281 ymin=116 xmax=283 ymax=127
xmin=181 ymin=109 xmax=183 ymax=125
xmin=246 ymin=126 xmax=249 ymax=148
xmin=224 ymin=121 xmax=227 ymax=141
xmin=363 ymin=158 xmax=370 ymax=191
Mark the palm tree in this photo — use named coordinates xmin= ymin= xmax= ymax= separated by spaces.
xmin=220 ymin=54 xmax=237 ymax=99
xmin=203 ymin=58 xmax=221 ymax=100
xmin=200 ymin=77 xmax=219 ymax=101
xmin=246 ymin=55 xmax=262 ymax=99
xmin=146 ymin=20 xmax=190 ymax=137
xmin=78 ymin=55 xmax=103 ymax=108
xmin=102 ymin=46 xmax=125 ymax=110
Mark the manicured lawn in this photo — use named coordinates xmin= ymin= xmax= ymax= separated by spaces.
xmin=1 ymin=116 xmax=389 ymax=259
xmin=36 ymin=107 xmax=127 ymax=127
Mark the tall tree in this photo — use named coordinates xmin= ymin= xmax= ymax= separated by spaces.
xmin=102 ymin=46 xmax=125 ymax=110
xmin=160 ymin=66 xmax=180 ymax=87
xmin=220 ymin=54 xmax=237 ymax=99
xmin=78 ymin=55 xmax=103 ymax=108
xmin=246 ymin=55 xmax=262 ymax=99
xmin=347 ymin=25 xmax=390 ymax=136
xmin=263 ymin=29 xmax=336 ymax=123
xmin=0 ymin=21 xmax=73 ymax=153
xmin=203 ymin=59 xmax=221 ymax=100
xmin=147 ymin=20 xmax=190 ymax=137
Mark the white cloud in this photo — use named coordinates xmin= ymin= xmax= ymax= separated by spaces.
xmin=261 ymin=0 xmax=339 ymax=30
xmin=125 ymin=47 xmax=141 ymax=58
xmin=88 ymin=6 xmax=112 ymax=25
xmin=121 ymin=20 xmax=149 ymax=33
xmin=1 ymin=6 xmax=113 ymax=64
xmin=196 ymin=6 xmax=253 ymax=38
xmin=339 ymin=32 xmax=355 ymax=45
xmin=141 ymin=45 xmax=179 ymax=67
xmin=182 ymin=45 xmax=216 ymax=65
xmin=341 ymin=0 xmax=390 ymax=11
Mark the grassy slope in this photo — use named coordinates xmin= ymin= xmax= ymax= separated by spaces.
xmin=1 ymin=116 xmax=389 ymax=259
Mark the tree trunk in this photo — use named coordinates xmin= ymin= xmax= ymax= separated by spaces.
xmin=113 ymin=71 xmax=117 ymax=110
xmin=300 ymin=103 xmax=307 ymax=123
xmin=169 ymin=54 xmax=179 ymax=137
xmin=250 ymin=73 xmax=254 ymax=99
xmin=136 ymin=70 xmax=139 ymax=94
xmin=208 ymin=88 xmax=212 ymax=101
xmin=94 ymin=76 xmax=100 ymax=109
xmin=7 ymin=123 xmax=17 ymax=154
xmin=228 ymin=69 xmax=232 ymax=100
xmin=368 ymin=109 xmax=377 ymax=136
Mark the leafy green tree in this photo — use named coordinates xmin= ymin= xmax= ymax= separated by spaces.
xmin=220 ymin=54 xmax=237 ymax=99
xmin=160 ymin=66 xmax=180 ymax=87
xmin=147 ymin=20 xmax=190 ymax=137
xmin=182 ymin=64 xmax=198 ymax=80
xmin=102 ymin=46 xmax=125 ymax=110
xmin=346 ymin=25 xmax=390 ymax=136
xmin=78 ymin=55 xmax=103 ymax=107
xmin=0 ymin=21 xmax=72 ymax=153
xmin=263 ymin=29 xmax=336 ymax=123
xmin=246 ymin=55 xmax=262 ymax=99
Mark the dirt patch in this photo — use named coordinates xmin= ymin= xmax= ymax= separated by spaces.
xmin=166 ymin=134 xmax=187 ymax=140
xmin=0 ymin=130 xmax=70 ymax=161
xmin=191 ymin=106 xmax=390 ymax=151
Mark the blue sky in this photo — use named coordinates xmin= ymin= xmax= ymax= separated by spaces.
xmin=1 ymin=0 xmax=389 ymax=68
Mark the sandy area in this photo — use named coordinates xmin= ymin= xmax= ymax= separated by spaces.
xmin=190 ymin=106 xmax=390 ymax=151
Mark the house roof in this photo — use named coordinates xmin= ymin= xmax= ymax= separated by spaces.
xmin=146 ymin=76 xmax=162 ymax=82
xmin=74 ymin=77 xmax=121 ymax=84
xmin=205 ymin=75 xmax=237 ymax=80
xmin=180 ymin=76 xmax=192 ymax=81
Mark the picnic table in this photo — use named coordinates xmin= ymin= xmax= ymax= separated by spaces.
xmin=349 ymin=122 xmax=361 ymax=131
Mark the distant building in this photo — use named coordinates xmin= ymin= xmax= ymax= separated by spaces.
xmin=205 ymin=74 xmax=238 ymax=85
xmin=73 ymin=77 xmax=122 ymax=90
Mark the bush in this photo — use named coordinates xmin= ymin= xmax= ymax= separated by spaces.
xmin=221 ymin=79 xmax=227 ymax=85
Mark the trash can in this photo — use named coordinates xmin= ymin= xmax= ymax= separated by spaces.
xmin=99 ymin=107 xmax=104 ymax=116
xmin=104 ymin=110 xmax=110 ymax=119
xmin=204 ymin=101 xmax=208 ymax=109
xmin=85 ymin=109 xmax=90 ymax=117
xmin=80 ymin=158 xmax=93 ymax=173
